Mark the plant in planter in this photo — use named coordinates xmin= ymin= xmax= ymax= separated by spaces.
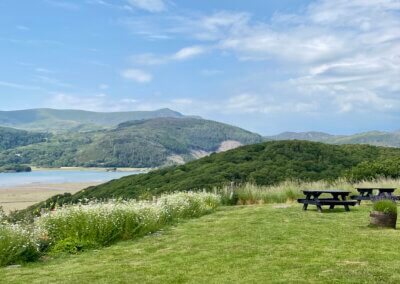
xmin=370 ymin=199 xmax=397 ymax=229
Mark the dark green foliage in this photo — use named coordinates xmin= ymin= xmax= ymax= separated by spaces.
xmin=347 ymin=158 xmax=400 ymax=181
xmin=50 ymin=238 xmax=99 ymax=255
xmin=373 ymin=200 xmax=397 ymax=215
xmin=0 ymin=164 xmax=31 ymax=173
xmin=0 ymin=126 xmax=48 ymax=151
xmin=0 ymin=118 xmax=262 ymax=168
xmin=18 ymin=140 xmax=400 ymax=217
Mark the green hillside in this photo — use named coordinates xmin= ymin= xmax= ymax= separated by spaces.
xmin=0 ymin=126 xmax=48 ymax=151
xmin=25 ymin=140 xmax=400 ymax=210
xmin=267 ymin=130 xmax=400 ymax=147
xmin=0 ymin=108 xmax=184 ymax=132
xmin=0 ymin=118 xmax=262 ymax=168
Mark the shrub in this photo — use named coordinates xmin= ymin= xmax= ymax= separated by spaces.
xmin=0 ymin=192 xmax=220 ymax=266
xmin=0 ymin=224 xmax=40 ymax=267
xmin=0 ymin=206 xmax=6 ymax=224
xmin=35 ymin=192 xmax=220 ymax=253
xmin=347 ymin=158 xmax=400 ymax=182
xmin=372 ymin=199 xmax=398 ymax=215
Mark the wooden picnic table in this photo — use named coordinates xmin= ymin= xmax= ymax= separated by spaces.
xmin=297 ymin=190 xmax=357 ymax=213
xmin=352 ymin=187 xmax=397 ymax=204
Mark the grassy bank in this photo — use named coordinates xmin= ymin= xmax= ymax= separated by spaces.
xmin=2 ymin=204 xmax=400 ymax=283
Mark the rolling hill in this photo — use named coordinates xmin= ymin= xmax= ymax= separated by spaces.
xmin=0 ymin=108 xmax=184 ymax=132
xmin=0 ymin=117 xmax=263 ymax=168
xmin=0 ymin=126 xmax=48 ymax=151
xmin=23 ymin=140 xmax=400 ymax=212
xmin=267 ymin=130 xmax=400 ymax=148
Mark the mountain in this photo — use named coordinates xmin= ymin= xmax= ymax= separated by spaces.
xmin=267 ymin=131 xmax=335 ymax=141
xmin=23 ymin=140 xmax=400 ymax=210
xmin=0 ymin=126 xmax=48 ymax=151
xmin=0 ymin=117 xmax=263 ymax=168
xmin=0 ymin=108 xmax=184 ymax=132
xmin=267 ymin=130 xmax=400 ymax=148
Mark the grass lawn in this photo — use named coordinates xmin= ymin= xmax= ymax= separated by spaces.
xmin=2 ymin=204 xmax=400 ymax=283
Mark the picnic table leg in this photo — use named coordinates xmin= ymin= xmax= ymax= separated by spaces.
xmin=344 ymin=204 xmax=350 ymax=212
xmin=329 ymin=204 xmax=335 ymax=210
xmin=317 ymin=203 xmax=323 ymax=213
xmin=302 ymin=204 xmax=308 ymax=211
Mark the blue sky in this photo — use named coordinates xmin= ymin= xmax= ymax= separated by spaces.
xmin=1 ymin=0 xmax=399 ymax=135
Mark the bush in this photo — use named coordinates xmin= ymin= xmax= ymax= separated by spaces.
xmin=0 ymin=192 xmax=220 ymax=266
xmin=372 ymin=199 xmax=397 ymax=215
xmin=0 ymin=225 xmax=40 ymax=266
xmin=0 ymin=206 xmax=6 ymax=223
xmin=35 ymin=192 xmax=220 ymax=252
xmin=347 ymin=158 xmax=400 ymax=182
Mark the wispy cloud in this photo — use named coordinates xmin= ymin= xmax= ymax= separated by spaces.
xmin=44 ymin=0 xmax=81 ymax=10
xmin=126 ymin=0 xmax=166 ymax=13
xmin=171 ymin=46 xmax=205 ymax=60
xmin=121 ymin=69 xmax=152 ymax=83
xmin=0 ymin=81 xmax=42 ymax=91
xmin=32 ymin=75 xmax=74 ymax=89
xmin=131 ymin=45 xmax=206 ymax=65
xmin=35 ymin=68 xmax=53 ymax=74
xmin=85 ymin=0 xmax=133 ymax=11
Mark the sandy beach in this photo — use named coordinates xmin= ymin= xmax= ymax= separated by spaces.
xmin=0 ymin=182 xmax=101 ymax=213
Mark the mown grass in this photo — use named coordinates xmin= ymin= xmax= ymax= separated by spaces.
xmin=2 ymin=204 xmax=400 ymax=283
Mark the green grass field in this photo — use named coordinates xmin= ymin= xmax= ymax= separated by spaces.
xmin=2 ymin=203 xmax=400 ymax=283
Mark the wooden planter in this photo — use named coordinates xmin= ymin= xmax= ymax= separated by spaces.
xmin=370 ymin=211 xmax=397 ymax=229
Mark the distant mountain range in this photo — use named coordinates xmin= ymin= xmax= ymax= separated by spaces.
xmin=266 ymin=131 xmax=400 ymax=148
xmin=0 ymin=112 xmax=263 ymax=168
xmin=2 ymin=108 xmax=400 ymax=168
xmin=0 ymin=108 xmax=185 ymax=132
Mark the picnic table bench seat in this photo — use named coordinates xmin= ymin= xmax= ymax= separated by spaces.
xmin=297 ymin=198 xmax=356 ymax=211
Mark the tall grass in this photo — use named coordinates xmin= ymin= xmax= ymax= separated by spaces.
xmin=0 ymin=192 xmax=220 ymax=266
xmin=217 ymin=178 xmax=400 ymax=205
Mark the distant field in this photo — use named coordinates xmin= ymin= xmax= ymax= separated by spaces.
xmin=3 ymin=204 xmax=400 ymax=283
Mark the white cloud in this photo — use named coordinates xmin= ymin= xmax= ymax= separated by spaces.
xmin=171 ymin=46 xmax=206 ymax=60
xmin=183 ymin=1 xmax=400 ymax=115
xmin=121 ymin=69 xmax=152 ymax=83
xmin=131 ymin=45 xmax=206 ymax=65
xmin=126 ymin=0 xmax=166 ymax=12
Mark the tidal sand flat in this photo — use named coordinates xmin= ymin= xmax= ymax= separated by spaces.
xmin=0 ymin=182 xmax=99 ymax=212
xmin=0 ymin=170 xmax=142 ymax=212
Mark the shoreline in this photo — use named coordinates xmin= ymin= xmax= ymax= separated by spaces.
xmin=31 ymin=166 xmax=151 ymax=172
